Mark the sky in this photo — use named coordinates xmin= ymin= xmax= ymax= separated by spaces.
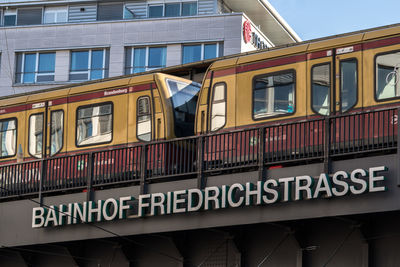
xmin=268 ymin=0 xmax=400 ymax=41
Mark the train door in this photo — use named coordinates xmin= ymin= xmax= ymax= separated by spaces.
xmin=26 ymin=101 xmax=65 ymax=159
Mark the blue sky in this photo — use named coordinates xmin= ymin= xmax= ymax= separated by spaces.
xmin=268 ymin=0 xmax=400 ymax=41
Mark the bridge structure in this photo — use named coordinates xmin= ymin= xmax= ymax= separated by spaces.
xmin=1 ymin=107 xmax=400 ymax=266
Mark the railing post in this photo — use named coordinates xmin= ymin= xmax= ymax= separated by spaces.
xmin=140 ymin=145 xmax=148 ymax=194
xmin=197 ymin=135 xmax=206 ymax=189
xmin=258 ymin=127 xmax=266 ymax=182
xmin=86 ymin=152 xmax=94 ymax=202
xmin=38 ymin=159 xmax=46 ymax=206
xmin=324 ymin=117 xmax=331 ymax=174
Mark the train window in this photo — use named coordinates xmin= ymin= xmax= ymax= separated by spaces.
xmin=312 ymin=63 xmax=331 ymax=115
xmin=29 ymin=113 xmax=44 ymax=158
xmin=76 ymin=103 xmax=112 ymax=146
xmin=340 ymin=59 xmax=358 ymax=112
xmin=50 ymin=110 xmax=63 ymax=156
xmin=253 ymin=71 xmax=295 ymax=119
xmin=211 ymin=83 xmax=226 ymax=131
xmin=166 ymin=78 xmax=200 ymax=137
xmin=376 ymin=51 xmax=400 ymax=100
xmin=0 ymin=118 xmax=16 ymax=157
xmin=137 ymin=96 xmax=152 ymax=141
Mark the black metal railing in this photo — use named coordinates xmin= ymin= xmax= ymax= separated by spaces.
xmin=0 ymin=108 xmax=398 ymax=200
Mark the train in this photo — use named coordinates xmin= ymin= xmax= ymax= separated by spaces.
xmin=1 ymin=23 xmax=400 ymax=168
xmin=195 ymin=24 xmax=400 ymax=134
xmin=0 ymin=73 xmax=200 ymax=164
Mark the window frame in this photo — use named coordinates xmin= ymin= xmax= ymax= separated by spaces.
xmin=148 ymin=4 xmax=164 ymax=18
xmin=75 ymin=102 xmax=114 ymax=148
xmin=136 ymin=96 xmax=152 ymax=142
xmin=339 ymin=57 xmax=358 ymax=113
xmin=28 ymin=112 xmax=44 ymax=159
xmin=0 ymin=117 xmax=17 ymax=159
xmin=147 ymin=2 xmax=198 ymax=18
xmin=210 ymin=82 xmax=227 ymax=132
xmin=125 ymin=46 xmax=167 ymax=74
xmin=311 ymin=62 xmax=331 ymax=116
xmin=252 ymin=69 xmax=296 ymax=121
xmin=374 ymin=49 xmax=400 ymax=102
xmin=3 ymin=9 xmax=17 ymax=26
xmin=49 ymin=109 xmax=64 ymax=156
xmin=17 ymin=7 xmax=43 ymax=26
xmin=97 ymin=2 xmax=124 ymax=21
xmin=15 ymin=52 xmax=56 ymax=84
xmin=69 ymin=49 xmax=109 ymax=81
xmin=182 ymin=43 xmax=220 ymax=64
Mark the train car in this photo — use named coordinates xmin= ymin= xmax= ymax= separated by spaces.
xmin=0 ymin=72 xmax=200 ymax=166
xmin=195 ymin=24 xmax=400 ymax=166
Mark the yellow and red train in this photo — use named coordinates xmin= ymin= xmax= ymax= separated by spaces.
xmin=0 ymin=73 xmax=200 ymax=164
xmin=195 ymin=24 xmax=400 ymax=134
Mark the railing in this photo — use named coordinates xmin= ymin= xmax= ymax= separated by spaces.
xmin=0 ymin=108 xmax=398 ymax=200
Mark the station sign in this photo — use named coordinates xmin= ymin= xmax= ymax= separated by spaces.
xmin=32 ymin=166 xmax=387 ymax=228
xmin=243 ymin=19 xmax=268 ymax=50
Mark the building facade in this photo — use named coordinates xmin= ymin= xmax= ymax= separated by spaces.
xmin=0 ymin=0 xmax=300 ymax=97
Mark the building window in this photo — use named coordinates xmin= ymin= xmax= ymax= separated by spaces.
xmin=17 ymin=8 xmax=42 ymax=25
xmin=70 ymin=49 xmax=109 ymax=81
xmin=3 ymin=9 xmax=17 ymax=26
xmin=376 ymin=51 xmax=400 ymax=100
xmin=253 ymin=71 xmax=295 ymax=119
xmin=15 ymin=52 xmax=55 ymax=84
xmin=0 ymin=118 xmax=16 ymax=158
xmin=125 ymin=47 xmax=166 ymax=74
xmin=98 ymin=3 xmax=123 ymax=21
xmin=77 ymin=103 xmax=112 ymax=146
xmin=44 ymin=6 xmax=68 ymax=24
xmin=182 ymin=43 xmax=221 ymax=64
xmin=148 ymin=2 xmax=197 ymax=18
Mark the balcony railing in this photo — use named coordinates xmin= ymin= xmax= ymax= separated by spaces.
xmin=0 ymin=108 xmax=398 ymax=200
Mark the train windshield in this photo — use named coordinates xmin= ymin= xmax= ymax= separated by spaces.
xmin=166 ymin=78 xmax=201 ymax=137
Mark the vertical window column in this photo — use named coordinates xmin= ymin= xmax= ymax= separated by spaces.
xmin=125 ymin=47 xmax=166 ymax=74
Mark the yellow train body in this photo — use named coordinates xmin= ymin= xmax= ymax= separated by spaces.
xmin=195 ymin=24 xmax=400 ymax=134
xmin=0 ymin=73 xmax=199 ymax=164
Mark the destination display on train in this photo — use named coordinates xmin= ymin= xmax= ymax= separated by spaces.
xmin=32 ymin=166 xmax=387 ymax=228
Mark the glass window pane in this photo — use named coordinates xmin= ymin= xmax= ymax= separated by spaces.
xmin=133 ymin=48 xmax=146 ymax=73
xmin=312 ymin=64 xmax=330 ymax=115
xmin=183 ymin=45 xmax=201 ymax=64
xmin=0 ymin=119 xmax=16 ymax=157
xmin=253 ymin=72 xmax=295 ymax=118
xmin=211 ymin=84 xmax=226 ymax=131
xmin=137 ymin=97 xmax=151 ymax=141
xmin=165 ymin=3 xmax=180 ymax=17
xmin=90 ymin=50 xmax=104 ymax=80
xmin=98 ymin=3 xmax=123 ymax=21
xmin=340 ymin=60 xmax=357 ymax=112
xmin=29 ymin=114 xmax=43 ymax=158
xmin=77 ymin=104 xmax=112 ymax=146
xmin=148 ymin=47 xmax=166 ymax=69
xmin=4 ymin=15 xmax=16 ymax=26
xmin=204 ymin=44 xmax=217 ymax=60
xmin=50 ymin=111 xmax=63 ymax=156
xmin=23 ymin=54 xmax=36 ymax=83
xmin=38 ymin=53 xmax=55 ymax=73
xmin=124 ymin=6 xmax=135 ymax=19
xmin=149 ymin=5 xmax=163 ymax=18
xmin=71 ymin=51 xmax=89 ymax=71
xmin=376 ymin=52 xmax=400 ymax=100
xmin=182 ymin=2 xmax=197 ymax=16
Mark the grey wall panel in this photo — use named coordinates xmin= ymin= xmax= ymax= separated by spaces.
xmin=68 ymin=4 xmax=97 ymax=22
xmin=198 ymin=0 xmax=215 ymax=15
xmin=125 ymin=1 xmax=147 ymax=19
